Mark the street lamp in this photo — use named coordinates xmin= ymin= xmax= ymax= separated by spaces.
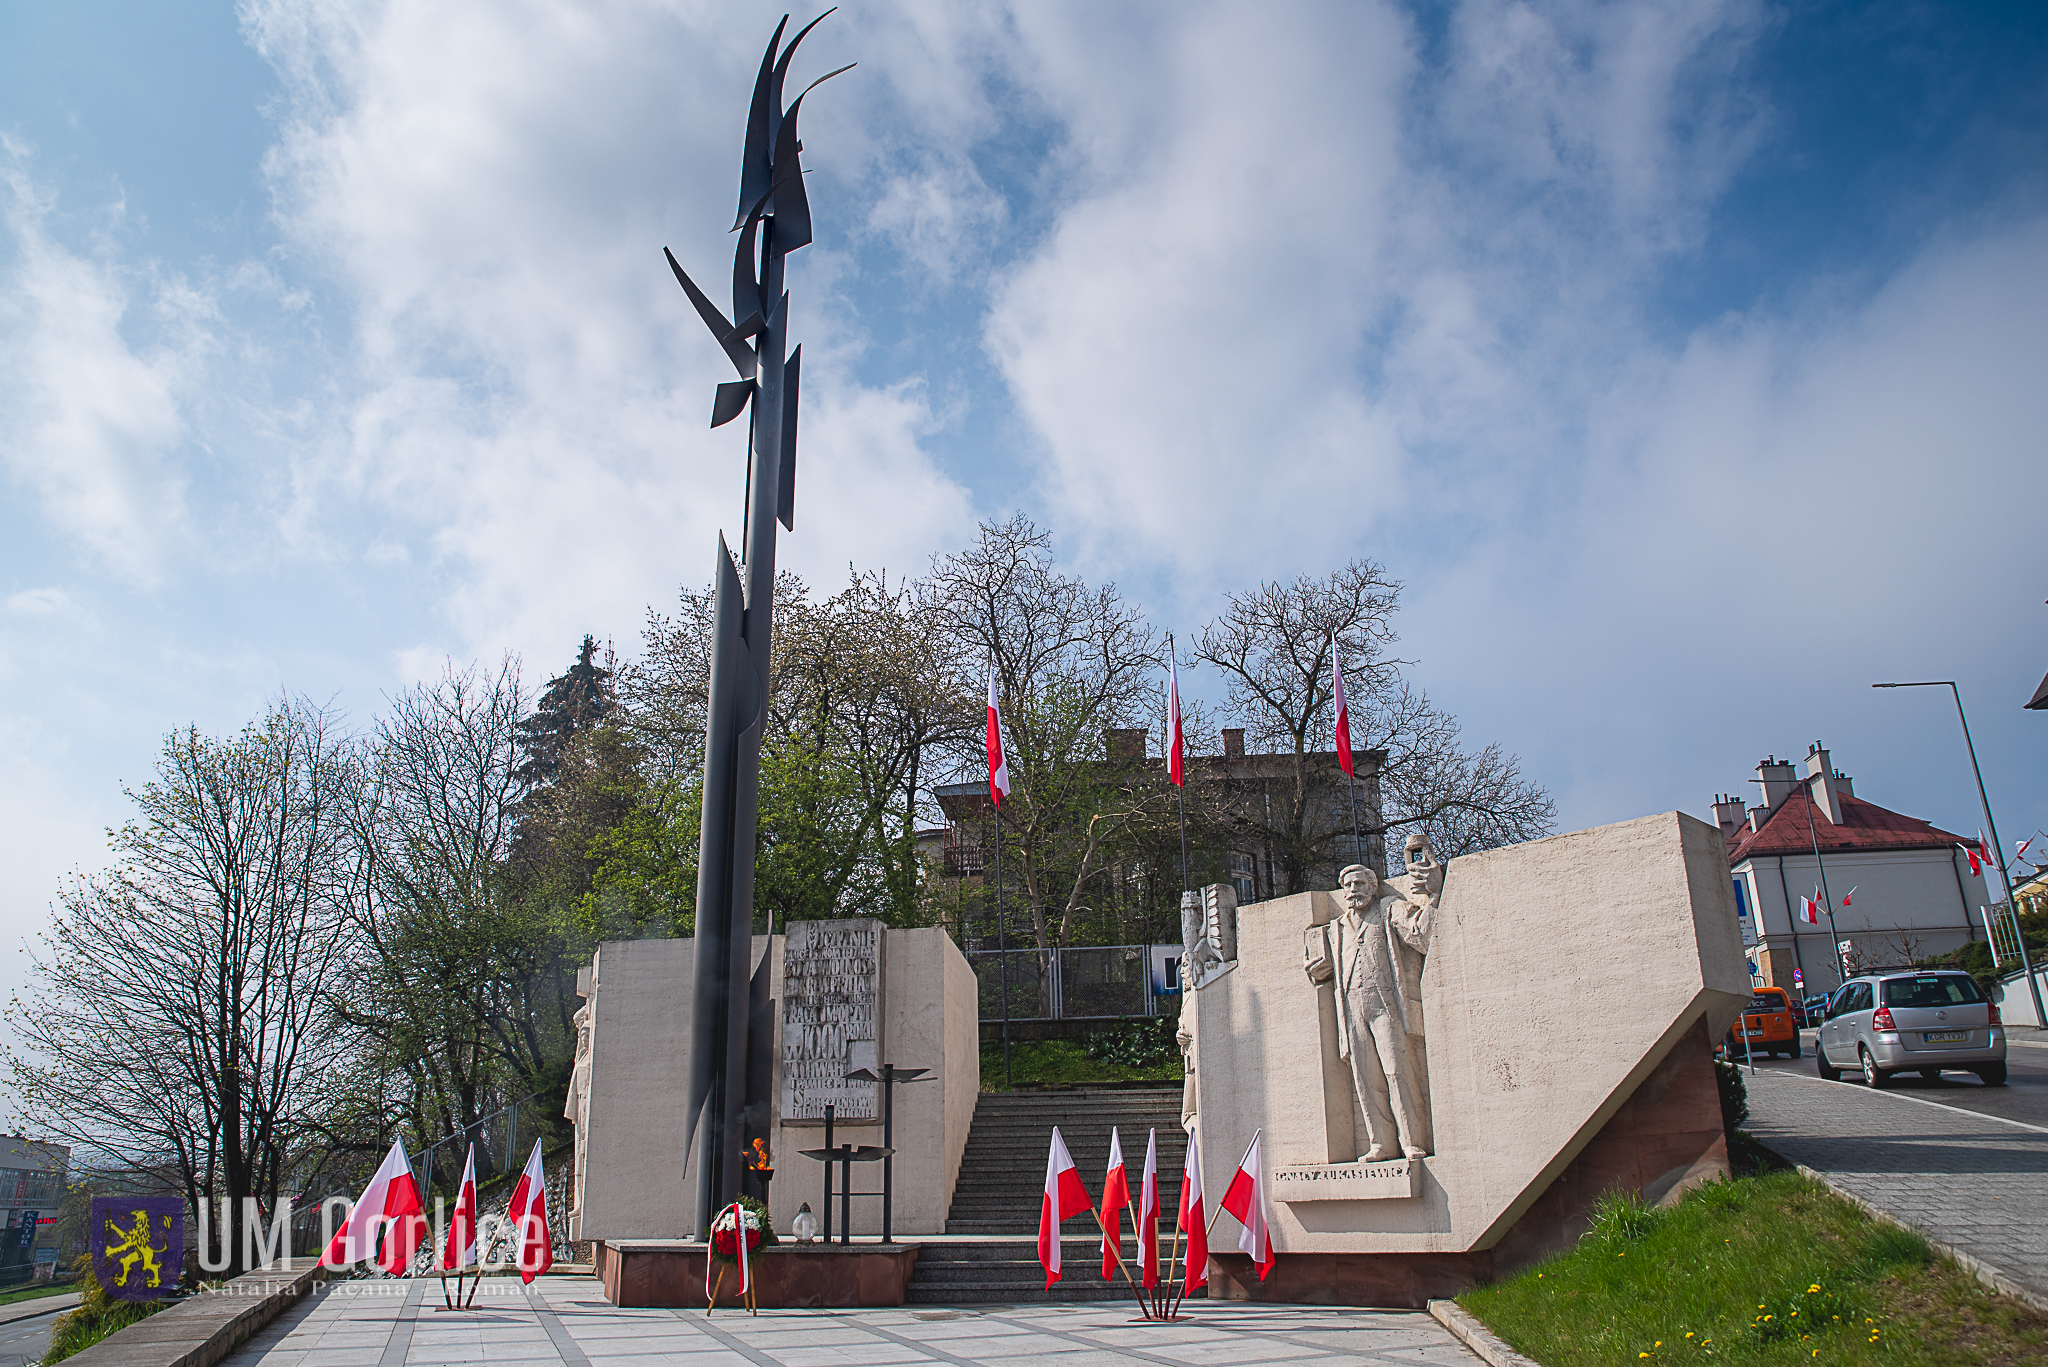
xmin=1872 ymin=680 xmax=2046 ymax=1026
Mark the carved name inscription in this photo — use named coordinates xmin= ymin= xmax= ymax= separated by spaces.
xmin=781 ymin=919 xmax=883 ymax=1122
xmin=1272 ymin=1158 xmax=1418 ymax=1202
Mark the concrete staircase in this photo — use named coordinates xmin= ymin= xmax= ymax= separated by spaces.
xmin=906 ymin=1087 xmax=1188 ymax=1304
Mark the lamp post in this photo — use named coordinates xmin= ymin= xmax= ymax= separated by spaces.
xmin=1873 ymin=680 xmax=2046 ymax=1025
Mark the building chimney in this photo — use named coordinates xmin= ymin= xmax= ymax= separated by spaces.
xmin=1805 ymin=742 xmax=1843 ymax=825
xmin=1748 ymin=808 xmax=1768 ymax=833
xmin=1711 ymin=794 xmax=1748 ymax=844
xmin=1108 ymin=728 xmax=1147 ymax=761
xmin=1755 ymin=756 xmax=1797 ymax=811
xmin=1834 ymin=770 xmax=1853 ymax=798
xmin=1222 ymin=728 xmax=1245 ymax=759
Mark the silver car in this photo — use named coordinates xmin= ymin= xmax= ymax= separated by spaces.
xmin=1815 ymin=970 xmax=2007 ymax=1087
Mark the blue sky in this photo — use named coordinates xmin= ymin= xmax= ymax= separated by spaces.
xmin=3 ymin=0 xmax=2046 ymax=999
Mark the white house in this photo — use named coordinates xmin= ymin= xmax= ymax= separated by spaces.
xmin=1709 ymin=743 xmax=1990 ymax=998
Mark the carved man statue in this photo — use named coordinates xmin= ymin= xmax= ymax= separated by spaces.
xmin=1305 ymin=833 xmax=1441 ymax=1160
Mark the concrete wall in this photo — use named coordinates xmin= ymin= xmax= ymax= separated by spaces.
xmin=769 ymin=925 xmax=979 ymax=1238
xmin=577 ymin=935 xmax=773 ymax=1241
xmin=1190 ymin=810 xmax=1749 ymax=1256
xmin=1734 ymin=847 xmax=1987 ymax=994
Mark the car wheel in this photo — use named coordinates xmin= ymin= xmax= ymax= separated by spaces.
xmin=1790 ymin=1039 xmax=1802 ymax=1060
xmin=1859 ymin=1046 xmax=1889 ymax=1088
xmin=1816 ymin=1046 xmax=1841 ymax=1082
xmin=1975 ymin=1063 xmax=2008 ymax=1087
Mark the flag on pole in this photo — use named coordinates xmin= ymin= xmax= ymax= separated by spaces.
xmin=1798 ymin=888 xmax=1821 ymax=925
xmin=987 ymin=664 xmax=1011 ymax=806
xmin=1166 ymin=654 xmax=1185 ymax=787
xmin=1219 ymin=1130 xmax=1274 ymax=1280
xmin=1137 ymin=1128 xmax=1160 ymax=1290
xmin=1981 ymin=831 xmax=1993 ymax=866
xmin=1100 ymin=1127 xmax=1131 ymax=1279
xmin=324 ymin=1138 xmax=426 ymax=1273
xmin=1177 ymin=1128 xmax=1207 ymax=1295
xmin=1962 ymin=842 xmax=1982 ymax=876
xmin=1840 ymin=886 xmax=1857 ymax=908
xmin=1333 ymin=648 xmax=1354 ymax=778
xmin=1037 ymin=1127 xmax=1093 ymax=1288
xmin=438 ymin=1144 xmax=479 ymax=1272
xmin=2018 ymin=838 xmax=2034 ymax=859
xmin=507 ymin=1138 xmax=553 ymax=1284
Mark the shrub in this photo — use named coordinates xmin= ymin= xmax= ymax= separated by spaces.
xmin=44 ymin=1255 xmax=165 ymax=1364
xmin=1714 ymin=1056 xmax=1749 ymax=1138
xmin=1084 ymin=1019 xmax=1179 ymax=1071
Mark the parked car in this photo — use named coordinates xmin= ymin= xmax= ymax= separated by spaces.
xmin=1815 ymin=971 xmax=2007 ymax=1086
xmin=1800 ymin=994 xmax=1832 ymax=1028
xmin=1725 ymin=986 xmax=1800 ymax=1058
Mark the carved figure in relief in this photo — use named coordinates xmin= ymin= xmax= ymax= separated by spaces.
xmin=1305 ymin=833 xmax=1441 ymax=1160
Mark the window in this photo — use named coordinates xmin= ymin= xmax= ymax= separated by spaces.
xmin=1748 ymin=992 xmax=1787 ymax=1013
xmin=1229 ymin=852 xmax=1255 ymax=906
xmin=1881 ymin=975 xmax=1982 ymax=1008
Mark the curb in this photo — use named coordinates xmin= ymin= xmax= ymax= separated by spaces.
xmin=0 ymin=1291 xmax=80 ymax=1326
xmin=1793 ymin=1165 xmax=2048 ymax=1316
xmin=1427 ymin=1299 xmax=1542 ymax=1367
xmin=64 ymin=1262 xmax=326 ymax=1367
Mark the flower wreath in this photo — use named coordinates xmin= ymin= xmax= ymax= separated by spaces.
xmin=711 ymin=1196 xmax=774 ymax=1262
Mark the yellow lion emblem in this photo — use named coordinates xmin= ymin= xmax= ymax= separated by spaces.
xmin=101 ymin=1211 xmax=166 ymax=1289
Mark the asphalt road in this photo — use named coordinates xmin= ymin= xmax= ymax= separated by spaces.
xmin=1734 ymin=1028 xmax=2048 ymax=1130
xmin=0 ymin=1313 xmax=52 ymax=1367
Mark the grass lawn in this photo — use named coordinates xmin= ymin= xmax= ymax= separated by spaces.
xmin=0 ymin=1282 xmax=75 ymax=1307
xmin=979 ymin=1039 xmax=1181 ymax=1089
xmin=1460 ymin=1168 xmax=2048 ymax=1366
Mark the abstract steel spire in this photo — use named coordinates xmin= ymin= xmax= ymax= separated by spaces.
xmin=666 ymin=11 xmax=850 ymax=1236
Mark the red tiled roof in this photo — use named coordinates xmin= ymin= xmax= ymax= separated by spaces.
xmin=1726 ymin=787 xmax=1973 ymax=866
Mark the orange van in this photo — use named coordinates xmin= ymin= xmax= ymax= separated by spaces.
xmin=1726 ymin=986 xmax=1800 ymax=1059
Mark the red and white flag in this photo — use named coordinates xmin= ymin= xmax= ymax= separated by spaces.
xmin=507 ymin=1139 xmax=553 ymax=1284
xmin=1962 ymin=842 xmax=1982 ymax=876
xmin=1137 ymin=1128 xmax=1161 ymax=1290
xmin=1100 ymin=1127 xmax=1131 ymax=1279
xmin=1981 ymin=831 xmax=1993 ymax=866
xmin=987 ymin=664 xmax=1011 ymax=806
xmin=1219 ymin=1130 xmax=1274 ymax=1280
xmin=1798 ymin=888 xmax=1821 ymax=925
xmin=324 ymin=1138 xmax=426 ymax=1274
xmin=438 ymin=1144 xmax=479 ymax=1272
xmin=1037 ymin=1127 xmax=1093 ymax=1288
xmin=1166 ymin=653 xmax=1185 ymax=787
xmin=2018 ymin=838 xmax=2033 ymax=859
xmin=1333 ymin=647 xmax=1354 ymax=778
xmin=1840 ymin=886 xmax=1857 ymax=909
xmin=1177 ymin=1128 xmax=1207 ymax=1295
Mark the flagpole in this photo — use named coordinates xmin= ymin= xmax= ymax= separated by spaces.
xmin=1333 ymin=639 xmax=1363 ymax=871
xmin=1170 ymin=635 xmax=1190 ymax=892
xmin=995 ymin=797 xmax=1012 ymax=1090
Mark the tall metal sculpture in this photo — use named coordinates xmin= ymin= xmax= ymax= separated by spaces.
xmin=668 ymin=12 xmax=850 ymax=1236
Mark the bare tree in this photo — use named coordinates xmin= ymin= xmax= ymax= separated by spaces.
xmin=1196 ymin=561 xmax=1553 ymax=889
xmin=6 ymin=698 xmax=362 ymax=1273
xmin=925 ymin=515 xmax=1167 ymax=950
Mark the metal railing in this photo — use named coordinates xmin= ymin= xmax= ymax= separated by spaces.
xmin=969 ymin=945 xmax=1164 ymax=1021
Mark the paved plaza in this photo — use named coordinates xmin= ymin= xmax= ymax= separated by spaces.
xmin=1745 ymin=1067 xmax=2048 ymax=1306
xmin=222 ymin=1276 xmax=1481 ymax=1367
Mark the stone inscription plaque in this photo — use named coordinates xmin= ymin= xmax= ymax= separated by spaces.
xmin=781 ymin=919 xmax=883 ymax=1122
xmin=1272 ymin=1158 xmax=1418 ymax=1202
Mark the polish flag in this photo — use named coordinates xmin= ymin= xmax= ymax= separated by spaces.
xmin=1333 ymin=647 xmax=1354 ymax=778
xmin=987 ymin=665 xmax=1011 ymax=806
xmin=1961 ymin=842 xmax=1981 ymax=876
xmin=2018 ymin=838 xmax=2033 ymax=860
xmin=1037 ymin=1127 xmax=1093 ymax=1288
xmin=324 ymin=1138 xmax=426 ymax=1274
xmin=1100 ymin=1127 xmax=1131 ymax=1279
xmin=1177 ymin=1128 xmax=1207 ymax=1295
xmin=1981 ymin=832 xmax=1993 ymax=867
xmin=1840 ymin=886 xmax=1857 ymax=909
xmin=1219 ymin=1130 xmax=1274 ymax=1280
xmin=507 ymin=1139 xmax=553 ymax=1283
xmin=438 ymin=1144 xmax=479 ymax=1272
xmin=1136 ymin=1129 xmax=1161 ymax=1290
xmin=1798 ymin=888 xmax=1821 ymax=925
xmin=1166 ymin=655 xmax=1185 ymax=787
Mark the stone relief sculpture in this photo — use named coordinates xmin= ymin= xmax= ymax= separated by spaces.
xmin=564 ymin=992 xmax=595 ymax=1235
xmin=1304 ymin=833 xmax=1442 ymax=1161
xmin=1177 ymin=882 xmax=1241 ymax=1130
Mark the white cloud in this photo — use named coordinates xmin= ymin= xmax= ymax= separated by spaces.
xmin=5 ymin=587 xmax=78 ymax=617
xmin=0 ymin=140 xmax=203 ymax=584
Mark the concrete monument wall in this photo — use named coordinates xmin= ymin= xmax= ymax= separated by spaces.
xmin=571 ymin=924 xmax=978 ymax=1243
xmin=1189 ymin=811 xmax=1748 ymax=1273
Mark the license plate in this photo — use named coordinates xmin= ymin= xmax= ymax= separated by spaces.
xmin=1921 ymin=1030 xmax=1968 ymax=1044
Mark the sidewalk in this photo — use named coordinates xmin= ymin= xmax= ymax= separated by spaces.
xmin=1744 ymin=1069 xmax=2048 ymax=1309
xmin=221 ymin=1276 xmax=1484 ymax=1367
